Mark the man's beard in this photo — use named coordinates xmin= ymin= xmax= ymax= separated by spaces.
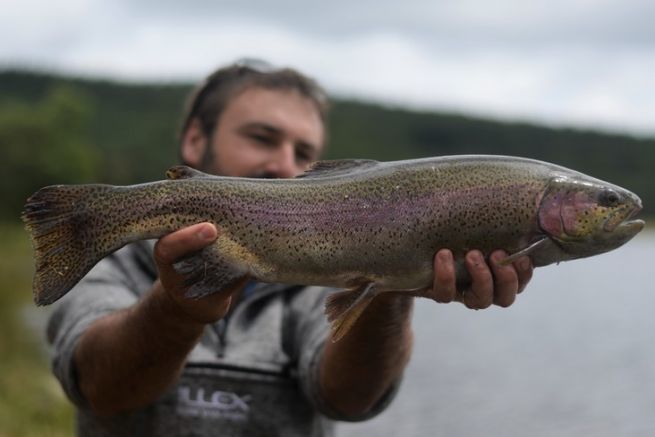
xmin=199 ymin=145 xmax=280 ymax=179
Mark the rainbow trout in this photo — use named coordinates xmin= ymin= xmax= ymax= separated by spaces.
xmin=23 ymin=155 xmax=644 ymax=340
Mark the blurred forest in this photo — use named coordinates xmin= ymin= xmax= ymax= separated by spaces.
xmin=1 ymin=69 xmax=653 ymax=220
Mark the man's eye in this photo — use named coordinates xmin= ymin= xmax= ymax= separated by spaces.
xmin=250 ymin=134 xmax=274 ymax=145
xmin=295 ymin=150 xmax=313 ymax=163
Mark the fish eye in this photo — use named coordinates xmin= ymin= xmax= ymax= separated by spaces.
xmin=598 ymin=189 xmax=621 ymax=207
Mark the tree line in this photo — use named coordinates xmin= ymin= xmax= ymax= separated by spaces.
xmin=1 ymin=69 xmax=653 ymax=220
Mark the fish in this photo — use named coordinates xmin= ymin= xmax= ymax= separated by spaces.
xmin=22 ymin=155 xmax=645 ymax=340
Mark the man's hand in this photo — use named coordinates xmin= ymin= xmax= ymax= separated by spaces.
xmin=153 ymin=222 xmax=248 ymax=325
xmin=428 ymin=249 xmax=533 ymax=309
xmin=75 ymin=222 xmax=249 ymax=416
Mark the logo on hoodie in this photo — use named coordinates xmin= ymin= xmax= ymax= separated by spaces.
xmin=176 ymin=385 xmax=252 ymax=421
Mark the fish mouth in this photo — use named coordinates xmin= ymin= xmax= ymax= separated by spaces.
xmin=604 ymin=204 xmax=644 ymax=233
xmin=617 ymin=219 xmax=646 ymax=234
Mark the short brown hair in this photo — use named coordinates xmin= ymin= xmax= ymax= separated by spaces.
xmin=179 ymin=59 xmax=329 ymax=141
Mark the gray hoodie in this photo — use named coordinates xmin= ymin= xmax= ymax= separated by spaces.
xmin=47 ymin=241 xmax=399 ymax=436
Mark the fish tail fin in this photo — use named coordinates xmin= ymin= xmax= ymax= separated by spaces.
xmin=325 ymin=282 xmax=378 ymax=342
xmin=22 ymin=184 xmax=114 ymax=306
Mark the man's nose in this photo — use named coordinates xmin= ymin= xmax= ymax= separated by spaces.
xmin=266 ymin=144 xmax=298 ymax=179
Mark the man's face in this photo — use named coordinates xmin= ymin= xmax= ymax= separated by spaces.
xmin=184 ymin=86 xmax=325 ymax=178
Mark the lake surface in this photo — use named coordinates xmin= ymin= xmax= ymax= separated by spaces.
xmin=338 ymin=231 xmax=655 ymax=437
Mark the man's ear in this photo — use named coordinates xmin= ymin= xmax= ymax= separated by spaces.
xmin=180 ymin=118 xmax=208 ymax=167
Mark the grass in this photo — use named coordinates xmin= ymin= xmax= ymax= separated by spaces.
xmin=0 ymin=223 xmax=73 ymax=437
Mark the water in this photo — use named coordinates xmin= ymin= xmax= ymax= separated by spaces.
xmin=338 ymin=231 xmax=655 ymax=437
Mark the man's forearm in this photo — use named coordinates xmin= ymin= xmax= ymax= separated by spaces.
xmin=74 ymin=281 xmax=206 ymax=416
xmin=319 ymin=293 xmax=414 ymax=417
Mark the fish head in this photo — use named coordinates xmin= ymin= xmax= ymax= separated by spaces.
xmin=537 ymin=175 xmax=644 ymax=258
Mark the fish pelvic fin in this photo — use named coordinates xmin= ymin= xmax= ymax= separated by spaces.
xmin=22 ymin=184 xmax=114 ymax=306
xmin=325 ymin=282 xmax=379 ymax=342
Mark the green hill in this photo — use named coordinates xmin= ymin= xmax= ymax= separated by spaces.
xmin=1 ymin=69 xmax=653 ymax=219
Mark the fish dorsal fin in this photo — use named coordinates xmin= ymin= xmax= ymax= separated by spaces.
xmin=296 ymin=159 xmax=380 ymax=179
xmin=166 ymin=165 xmax=218 ymax=180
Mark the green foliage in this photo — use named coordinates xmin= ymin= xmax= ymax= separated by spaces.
xmin=0 ymin=223 xmax=74 ymax=436
xmin=0 ymin=85 xmax=98 ymax=219
xmin=0 ymin=70 xmax=186 ymax=186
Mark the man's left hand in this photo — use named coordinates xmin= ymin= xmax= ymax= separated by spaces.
xmin=426 ymin=249 xmax=533 ymax=309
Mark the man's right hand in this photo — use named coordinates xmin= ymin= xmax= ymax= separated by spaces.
xmin=153 ymin=222 xmax=248 ymax=325
xmin=75 ymin=222 xmax=247 ymax=415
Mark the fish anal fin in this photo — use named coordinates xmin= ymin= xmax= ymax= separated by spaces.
xmin=325 ymin=282 xmax=378 ymax=342
xmin=166 ymin=165 xmax=218 ymax=180
xmin=498 ymin=237 xmax=549 ymax=266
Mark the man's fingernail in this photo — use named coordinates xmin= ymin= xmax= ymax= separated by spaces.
xmin=198 ymin=226 xmax=214 ymax=240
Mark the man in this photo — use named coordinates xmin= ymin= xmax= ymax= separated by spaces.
xmin=48 ymin=61 xmax=533 ymax=436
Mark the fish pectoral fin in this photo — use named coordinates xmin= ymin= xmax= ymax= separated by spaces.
xmin=173 ymin=245 xmax=246 ymax=299
xmin=325 ymin=282 xmax=379 ymax=342
xmin=498 ymin=237 xmax=549 ymax=266
xmin=166 ymin=165 xmax=219 ymax=180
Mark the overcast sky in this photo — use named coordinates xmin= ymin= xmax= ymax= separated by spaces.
xmin=2 ymin=0 xmax=654 ymax=136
